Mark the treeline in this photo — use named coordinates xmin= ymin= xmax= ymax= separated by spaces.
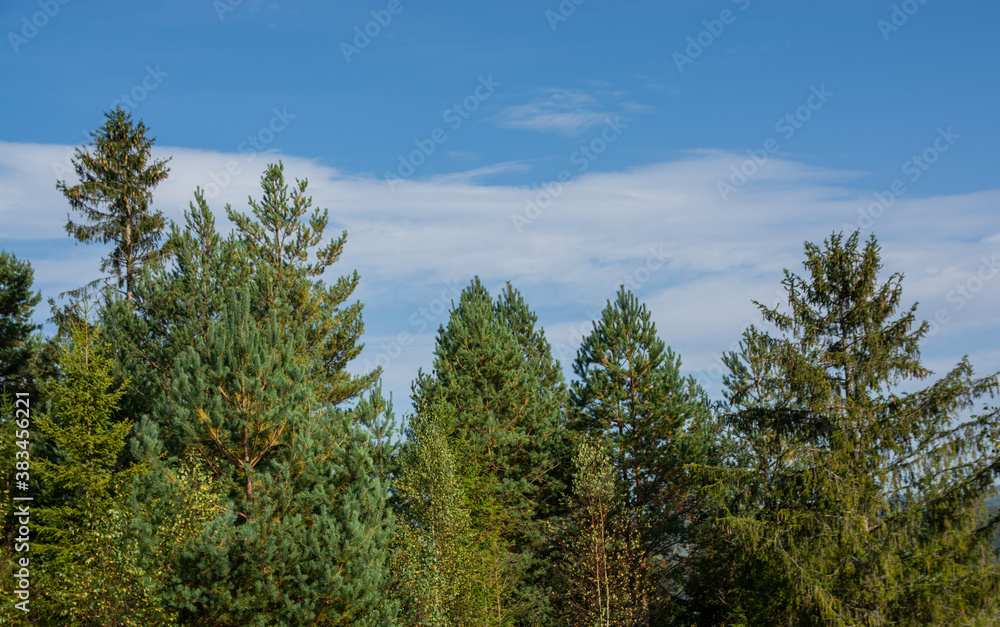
xmin=1 ymin=108 xmax=999 ymax=626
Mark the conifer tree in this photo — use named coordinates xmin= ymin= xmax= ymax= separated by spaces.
xmin=151 ymin=286 xmax=395 ymax=625
xmin=102 ymin=191 xmax=252 ymax=454
xmin=56 ymin=106 xmax=170 ymax=304
xmin=0 ymin=251 xmax=41 ymax=393
xmin=227 ymin=161 xmax=377 ymax=406
xmin=570 ymin=285 xmax=713 ymax=622
xmin=411 ymin=278 xmax=568 ymax=623
xmin=30 ymin=324 xmax=163 ymax=623
xmin=713 ymin=231 xmax=1000 ymax=625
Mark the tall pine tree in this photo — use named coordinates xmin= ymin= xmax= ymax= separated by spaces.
xmin=147 ymin=286 xmax=395 ymax=625
xmin=570 ymin=285 xmax=714 ymax=623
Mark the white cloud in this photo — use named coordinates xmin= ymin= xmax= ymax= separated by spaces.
xmin=2 ymin=140 xmax=997 ymax=410
xmin=493 ymin=89 xmax=614 ymax=136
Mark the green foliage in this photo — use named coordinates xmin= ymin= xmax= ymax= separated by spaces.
xmin=34 ymin=325 xmax=135 ymax=548
xmin=22 ymin=323 xmax=170 ymax=625
xmin=101 ymin=191 xmax=252 ymax=453
xmin=571 ymin=285 xmax=714 ymax=620
xmin=712 ymin=231 xmax=1000 ymax=625
xmin=554 ymin=439 xmax=650 ymax=627
xmin=227 ymin=161 xmax=378 ymax=407
xmin=56 ymin=106 xmax=171 ymax=303
xmin=162 ymin=285 xmax=309 ymax=504
xmin=394 ymin=407 xmax=514 ymax=627
xmin=0 ymin=250 xmax=42 ymax=393
xmin=141 ymin=286 xmax=395 ymax=625
xmin=411 ymin=278 xmax=568 ymax=623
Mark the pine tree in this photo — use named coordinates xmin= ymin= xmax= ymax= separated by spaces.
xmin=56 ymin=106 xmax=171 ymax=304
xmin=101 ymin=191 xmax=253 ymax=455
xmin=411 ymin=278 xmax=568 ymax=623
xmin=227 ymin=161 xmax=377 ymax=407
xmin=713 ymin=231 xmax=1000 ymax=625
xmin=570 ymin=285 xmax=713 ymax=622
xmin=150 ymin=286 xmax=395 ymax=625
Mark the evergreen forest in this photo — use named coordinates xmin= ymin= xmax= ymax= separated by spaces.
xmin=2 ymin=108 xmax=999 ymax=626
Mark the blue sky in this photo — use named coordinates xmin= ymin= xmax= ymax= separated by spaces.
xmin=2 ymin=0 xmax=998 ymax=413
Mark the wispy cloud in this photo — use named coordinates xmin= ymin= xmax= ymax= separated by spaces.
xmin=493 ymin=89 xmax=614 ymax=136
xmin=3 ymin=141 xmax=996 ymax=410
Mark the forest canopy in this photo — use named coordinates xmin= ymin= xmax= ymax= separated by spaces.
xmin=2 ymin=108 xmax=999 ymax=626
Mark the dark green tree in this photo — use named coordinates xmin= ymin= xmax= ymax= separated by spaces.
xmin=101 ymin=191 xmax=252 ymax=455
xmin=56 ymin=106 xmax=171 ymax=304
xmin=0 ymin=251 xmax=41 ymax=393
xmin=712 ymin=231 xmax=1000 ymax=625
xmin=147 ymin=287 xmax=395 ymax=625
xmin=411 ymin=278 xmax=568 ymax=623
xmin=570 ymin=285 xmax=714 ymax=623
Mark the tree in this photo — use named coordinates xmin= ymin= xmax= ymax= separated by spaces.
xmin=56 ymin=106 xmax=170 ymax=304
xmin=570 ymin=286 xmax=714 ymax=622
xmin=30 ymin=323 xmax=159 ymax=623
xmin=554 ymin=439 xmax=650 ymax=627
xmin=101 ymin=191 xmax=253 ymax=455
xmin=394 ymin=406 xmax=513 ymax=627
xmin=411 ymin=278 xmax=568 ymax=623
xmin=149 ymin=286 xmax=395 ymax=625
xmin=0 ymin=250 xmax=42 ymax=393
xmin=227 ymin=161 xmax=377 ymax=407
xmin=713 ymin=231 xmax=1000 ymax=625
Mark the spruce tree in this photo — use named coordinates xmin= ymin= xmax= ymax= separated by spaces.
xmin=570 ymin=285 xmax=713 ymax=622
xmin=56 ymin=106 xmax=171 ymax=304
xmin=713 ymin=231 xmax=1000 ymax=625
xmin=30 ymin=324 xmax=164 ymax=623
